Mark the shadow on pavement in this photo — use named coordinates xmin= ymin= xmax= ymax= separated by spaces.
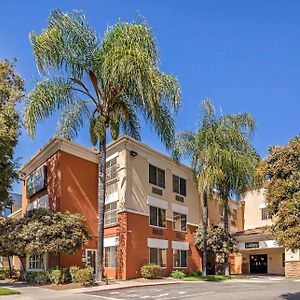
xmin=281 ymin=292 xmax=300 ymax=300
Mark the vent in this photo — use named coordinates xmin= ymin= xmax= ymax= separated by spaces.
xmin=152 ymin=187 xmax=163 ymax=196
xmin=175 ymin=195 xmax=184 ymax=203
xmin=152 ymin=228 xmax=163 ymax=235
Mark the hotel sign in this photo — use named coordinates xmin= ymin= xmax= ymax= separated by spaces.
xmin=26 ymin=166 xmax=47 ymax=198
xmin=245 ymin=242 xmax=259 ymax=249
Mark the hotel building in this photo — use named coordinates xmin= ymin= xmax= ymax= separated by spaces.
xmin=19 ymin=136 xmax=299 ymax=278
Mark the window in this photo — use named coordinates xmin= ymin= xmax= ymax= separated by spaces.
xmin=261 ymin=208 xmax=271 ymax=220
xmin=173 ymin=175 xmax=186 ymax=196
xmin=150 ymin=206 xmax=166 ymax=228
xmin=104 ymin=246 xmax=117 ymax=268
xmin=173 ymin=212 xmax=187 ymax=232
xmin=106 ymin=157 xmax=118 ymax=181
xmin=104 ymin=201 xmax=118 ymax=226
xmin=232 ymin=209 xmax=237 ymax=221
xmin=149 ymin=248 xmax=167 ymax=267
xmin=173 ymin=249 xmax=187 ymax=268
xmin=29 ymin=254 xmax=44 ymax=270
xmin=149 ymin=164 xmax=165 ymax=188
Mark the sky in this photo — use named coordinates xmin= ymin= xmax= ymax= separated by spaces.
xmin=1 ymin=1 xmax=300 ymax=194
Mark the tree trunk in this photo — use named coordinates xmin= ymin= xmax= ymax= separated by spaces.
xmin=96 ymin=139 xmax=106 ymax=282
xmin=223 ymin=198 xmax=230 ymax=275
xmin=202 ymin=191 xmax=208 ymax=277
xmin=18 ymin=256 xmax=25 ymax=271
xmin=7 ymin=256 xmax=12 ymax=278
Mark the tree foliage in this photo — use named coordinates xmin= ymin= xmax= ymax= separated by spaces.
xmin=194 ymin=225 xmax=238 ymax=255
xmin=260 ymin=136 xmax=300 ymax=250
xmin=0 ymin=209 xmax=89 ymax=261
xmin=0 ymin=59 xmax=24 ymax=211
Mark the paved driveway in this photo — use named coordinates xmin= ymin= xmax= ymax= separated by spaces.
xmin=84 ymin=278 xmax=300 ymax=300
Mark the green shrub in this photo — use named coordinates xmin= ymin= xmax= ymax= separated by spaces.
xmin=24 ymin=271 xmax=36 ymax=283
xmin=73 ymin=267 xmax=93 ymax=286
xmin=34 ymin=271 xmax=48 ymax=284
xmin=69 ymin=266 xmax=79 ymax=282
xmin=0 ymin=267 xmax=17 ymax=279
xmin=170 ymin=270 xmax=185 ymax=279
xmin=140 ymin=264 xmax=161 ymax=279
xmin=48 ymin=268 xmax=64 ymax=285
xmin=189 ymin=271 xmax=202 ymax=277
xmin=0 ymin=272 xmax=5 ymax=280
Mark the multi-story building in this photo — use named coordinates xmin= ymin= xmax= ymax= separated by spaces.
xmin=19 ymin=136 xmax=205 ymax=279
xmin=233 ymin=189 xmax=300 ymax=278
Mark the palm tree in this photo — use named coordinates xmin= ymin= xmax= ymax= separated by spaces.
xmin=173 ymin=99 xmax=258 ymax=276
xmin=25 ymin=10 xmax=180 ymax=281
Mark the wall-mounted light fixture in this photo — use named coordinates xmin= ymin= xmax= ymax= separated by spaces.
xmin=130 ymin=150 xmax=138 ymax=157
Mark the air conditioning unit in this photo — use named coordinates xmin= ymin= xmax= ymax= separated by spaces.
xmin=175 ymin=195 xmax=184 ymax=203
xmin=152 ymin=187 xmax=163 ymax=196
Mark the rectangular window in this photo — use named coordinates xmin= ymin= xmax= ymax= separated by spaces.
xmin=172 ymin=175 xmax=186 ymax=196
xmin=29 ymin=254 xmax=44 ymax=270
xmin=173 ymin=212 xmax=187 ymax=232
xmin=150 ymin=206 xmax=166 ymax=228
xmin=232 ymin=209 xmax=237 ymax=221
xmin=261 ymin=208 xmax=271 ymax=220
xmin=173 ymin=250 xmax=187 ymax=268
xmin=149 ymin=164 xmax=165 ymax=188
xmin=104 ymin=201 xmax=118 ymax=226
xmin=104 ymin=246 xmax=117 ymax=268
xmin=149 ymin=248 xmax=167 ymax=267
xmin=106 ymin=157 xmax=118 ymax=181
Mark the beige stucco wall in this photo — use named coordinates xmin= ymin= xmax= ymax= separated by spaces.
xmin=116 ymin=138 xmax=202 ymax=226
xmin=243 ymin=189 xmax=272 ymax=230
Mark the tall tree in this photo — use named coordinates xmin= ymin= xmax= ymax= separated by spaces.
xmin=173 ymin=99 xmax=258 ymax=276
xmin=25 ymin=10 xmax=180 ymax=281
xmin=260 ymin=137 xmax=300 ymax=250
xmin=0 ymin=59 xmax=24 ymax=211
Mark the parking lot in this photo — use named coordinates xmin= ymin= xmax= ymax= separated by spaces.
xmin=85 ymin=278 xmax=300 ymax=300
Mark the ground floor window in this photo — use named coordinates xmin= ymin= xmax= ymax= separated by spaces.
xmin=149 ymin=248 xmax=167 ymax=267
xmin=173 ymin=249 xmax=187 ymax=268
xmin=104 ymin=246 xmax=117 ymax=268
xmin=29 ymin=254 xmax=44 ymax=270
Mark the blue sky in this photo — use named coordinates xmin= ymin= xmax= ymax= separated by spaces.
xmin=1 ymin=1 xmax=300 ymax=193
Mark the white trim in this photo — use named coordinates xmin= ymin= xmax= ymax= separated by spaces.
xmin=106 ymin=152 xmax=119 ymax=162
xmin=147 ymin=196 xmax=168 ymax=210
xmin=259 ymin=202 xmax=267 ymax=209
xmin=106 ymin=191 xmax=118 ymax=205
xmin=104 ymin=236 xmax=119 ymax=247
xmin=172 ymin=241 xmax=189 ymax=250
xmin=26 ymin=253 xmax=48 ymax=271
xmin=171 ymin=203 xmax=188 ymax=215
xmin=147 ymin=157 xmax=161 ymax=168
xmin=147 ymin=238 xmax=168 ymax=249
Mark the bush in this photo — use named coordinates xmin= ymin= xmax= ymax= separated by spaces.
xmin=62 ymin=268 xmax=71 ymax=283
xmin=34 ymin=271 xmax=48 ymax=284
xmin=189 ymin=271 xmax=202 ymax=277
xmin=69 ymin=266 xmax=79 ymax=282
xmin=73 ymin=267 xmax=93 ymax=286
xmin=170 ymin=270 xmax=185 ymax=279
xmin=24 ymin=271 xmax=36 ymax=283
xmin=48 ymin=268 xmax=64 ymax=285
xmin=140 ymin=264 xmax=161 ymax=279
xmin=0 ymin=267 xmax=17 ymax=279
xmin=0 ymin=272 xmax=5 ymax=280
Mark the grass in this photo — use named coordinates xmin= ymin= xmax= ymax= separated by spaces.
xmin=183 ymin=275 xmax=242 ymax=282
xmin=0 ymin=287 xmax=20 ymax=296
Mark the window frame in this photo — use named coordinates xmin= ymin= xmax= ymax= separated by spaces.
xmin=149 ymin=247 xmax=167 ymax=268
xmin=173 ymin=249 xmax=188 ymax=268
xmin=261 ymin=207 xmax=271 ymax=221
xmin=172 ymin=175 xmax=187 ymax=196
xmin=104 ymin=246 xmax=117 ymax=268
xmin=172 ymin=212 xmax=187 ymax=232
xmin=106 ymin=157 xmax=118 ymax=182
xmin=149 ymin=164 xmax=165 ymax=189
xmin=28 ymin=254 xmax=44 ymax=271
xmin=149 ymin=206 xmax=166 ymax=228
xmin=104 ymin=201 xmax=118 ymax=227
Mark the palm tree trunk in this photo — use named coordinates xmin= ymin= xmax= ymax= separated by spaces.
xmin=223 ymin=198 xmax=230 ymax=275
xmin=96 ymin=138 xmax=106 ymax=282
xmin=202 ymin=191 xmax=208 ymax=277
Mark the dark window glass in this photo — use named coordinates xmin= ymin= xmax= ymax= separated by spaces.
xmin=173 ymin=212 xmax=187 ymax=232
xmin=150 ymin=206 xmax=166 ymax=228
xmin=149 ymin=164 xmax=157 ymax=185
xmin=173 ymin=175 xmax=186 ymax=196
xmin=181 ymin=250 xmax=187 ymax=267
xmin=150 ymin=206 xmax=157 ymax=226
xmin=181 ymin=214 xmax=187 ymax=231
xmin=158 ymin=208 xmax=166 ymax=227
xmin=180 ymin=178 xmax=187 ymax=196
xmin=173 ymin=250 xmax=187 ymax=268
xmin=150 ymin=248 xmax=166 ymax=267
xmin=149 ymin=164 xmax=165 ymax=188
xmin=173 ymin=175 xmax=180 ymax=194
xmin=150 ymin=248 xmax=157 ymax=265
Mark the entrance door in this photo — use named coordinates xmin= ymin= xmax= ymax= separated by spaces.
xmin=250 ymin=254 xmax=268 ymax=273
xmin=85 ymin=249 xmax=97 ymax=274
